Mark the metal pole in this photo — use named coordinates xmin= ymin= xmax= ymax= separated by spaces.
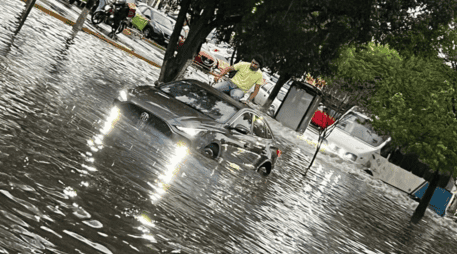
xmin=71 ymin=0 xmax=96 ymax=38
xmin=15 ymin=0 xmax=37 ymax=35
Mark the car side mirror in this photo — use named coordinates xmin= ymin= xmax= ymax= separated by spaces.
xmin=227 ymin=124 xmax=249 ymax=135
xmin=379 ymin=137 xmax=392 ymax=148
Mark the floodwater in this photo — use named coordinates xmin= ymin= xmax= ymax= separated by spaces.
xmin=1 ymin=1 xmax=457 ymax=253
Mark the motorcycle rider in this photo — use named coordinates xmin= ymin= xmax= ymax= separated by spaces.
xmin=109 ymin=0 xmax=130 ymax=36
xmin=94 ymin=0 xmax=106 ymax=13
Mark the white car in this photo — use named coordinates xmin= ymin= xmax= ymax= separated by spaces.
xmin=252 ymin=80 xmax=291 ymax=116
xmin=135 ymin=4 xmax=187 ymax=45
xmin=304 ymin=107 xmax=391 ymax=166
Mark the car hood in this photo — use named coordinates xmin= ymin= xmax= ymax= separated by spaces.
xmin=128 ymin=87 xmax=214 ymax=125
xmin=172 ymin=116 xmax=222 ymax=129
xmin=325 ymin=128 xmax=380 ymax=154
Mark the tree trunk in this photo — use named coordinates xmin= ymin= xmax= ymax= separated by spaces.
xmin=158 ymin=0 xmax=191 ymax=82
xmin=410 ymin=169 xmax=440 ymax=224
xmin=159 ymin=0 xmax=215 ymax=83
xmin=260 ymin=72 xmax=291 ymax=113
xmin=175 ymin=58 xmax=193 ymax=80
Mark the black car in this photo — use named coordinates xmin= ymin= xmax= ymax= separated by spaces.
xmin=113 ymin=79 xmax=282 ymax=176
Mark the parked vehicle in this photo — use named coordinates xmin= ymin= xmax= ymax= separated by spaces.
xmin=68 ymin=0 xmax=103 ymax=13
xmin=68 ymin=0 xmax=87 ymax=7
xmin=252 ymin=80 xmax=291 ymax=116
xmin=113 ymin=79 xmax=282 ymax=176
xmin=305 ymin=107 xmax=391 ymax=166
xmin=193 ymin=50 xmax=218 ymax=70
xmin=309 ymin=104 xmax=342 ymax=130
xmin=133 ymin=3 xmax=187 ymax=45
xmin=177 ymin=41 xmax=218 ymax=70
xmin=91 ymin=0 xmax=136 ymax=36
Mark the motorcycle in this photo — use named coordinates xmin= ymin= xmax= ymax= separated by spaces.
xmin=91 ymin=0 xmax=135 ymax=37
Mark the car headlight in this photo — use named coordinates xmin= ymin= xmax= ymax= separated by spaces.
xmin=118 ymin=90 xmax=128 ymax=102
xmin=104 ymin=5 xmax=111 ymax=11
xmin=344 ymin=153 xmax=358 ymax=162
xmin=175 ymin=126 xmax=204 ymax=136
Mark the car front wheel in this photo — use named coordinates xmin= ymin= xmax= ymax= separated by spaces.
xmin=203 ymin=143 xmax=219 ymax=159
xmin=257 ymin=163 xmax=271 ymax=176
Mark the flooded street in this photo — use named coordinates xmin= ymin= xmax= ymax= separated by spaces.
xmin=1 ymin=1 xmax=457 ymax=253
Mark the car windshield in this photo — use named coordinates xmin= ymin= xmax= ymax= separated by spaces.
xmin=336 ymin=112 xmax=388 ymax=147
xmin=160 ymin=81 xmax=239 ymax=123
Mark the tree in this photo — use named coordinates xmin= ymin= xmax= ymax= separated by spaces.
xmin=157 ymin=0 xmax=258 ymax=83
xmin=330 ymin=42 xmax=457 ymax=223
xmin=230 ymin=0 xmax=457 ymax=112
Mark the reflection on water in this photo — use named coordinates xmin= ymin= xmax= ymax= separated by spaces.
xmin=1 ymin=0 xmax=457 ymax=253
xmin=148 ymin=142 xmax=189 ymax=203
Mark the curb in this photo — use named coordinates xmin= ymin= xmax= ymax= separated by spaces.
xmin=20 ymin=0 xmax=161 ymax=69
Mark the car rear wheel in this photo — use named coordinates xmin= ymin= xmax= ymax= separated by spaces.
xmin=203 ymin=143 xmax=219 ymax=159
xmin=257 ymin=163 xmax=271 ymax=176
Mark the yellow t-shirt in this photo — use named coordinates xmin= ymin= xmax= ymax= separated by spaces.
xmin=231 ymin=62 xmax=264 ymax=93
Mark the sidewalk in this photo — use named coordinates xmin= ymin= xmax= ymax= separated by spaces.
xmin=22 ymin=0 xmax=165 ymax=68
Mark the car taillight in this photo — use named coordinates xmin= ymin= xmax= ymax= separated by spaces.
xmin=276 ymin=149 xmax=282 ymax=158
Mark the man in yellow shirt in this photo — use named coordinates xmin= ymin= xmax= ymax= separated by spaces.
xmin=213 ymin=55 xmax=264 ymax=102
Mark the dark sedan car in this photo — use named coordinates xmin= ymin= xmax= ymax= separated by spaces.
xmin=113 ymin=79 xmax=282 ymax=176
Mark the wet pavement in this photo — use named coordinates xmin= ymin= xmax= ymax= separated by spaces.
xmin=1 ymin=1 xmax=457 ymax=253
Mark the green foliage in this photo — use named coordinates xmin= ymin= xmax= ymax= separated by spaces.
xmin=331 ymin=43 xmax=457 ymax=177
xmin=377 ymin=0 xmax=457 ymax=58
xmin=437 ymin=19 xmax=457 ymax=71
xmin=332 ymin=42 xmax=403 ymax=83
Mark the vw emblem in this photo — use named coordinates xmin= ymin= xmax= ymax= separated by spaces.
xmin=140 ymin=112 xmax=149 ymax=122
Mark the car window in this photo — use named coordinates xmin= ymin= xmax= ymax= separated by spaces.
xmin=231 ymin=113 xmax=253 ymax=134
xmin=337 ymin=112 xmax=386 ymax=147
xmin=252 ymin=115 xmax=267 ymax=138
xmin=138 ymin=6 xmax=147 ymax=13
xmin=142 ymin=8 xmax=152 ymax=19
xmin=160 ymin=81 xmax=239 ymax=123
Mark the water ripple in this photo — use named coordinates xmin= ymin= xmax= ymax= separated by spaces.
xmin=0 ymin=0 xmax=456 ymax=253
